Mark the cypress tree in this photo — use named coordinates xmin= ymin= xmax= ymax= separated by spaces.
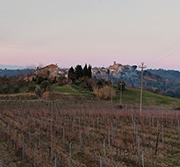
xmin=87 ymin=65 xmax=92 ymax=78
xmin=83 ymin=64 xmax=88 ymax=77
xmin=75 ymin=65 xmax=83 ymax=80
xmin=68 ymin=67 xmax=75 ymax=81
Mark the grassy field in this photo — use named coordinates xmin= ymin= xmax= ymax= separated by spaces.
xmin=52 ymin=84 xmax=95 ymax=97
xmin=51 ymin=85 xmax=80 ymax=95
xmin=0 ymin=83 xmax=179 ymax=109
xmin=52 ymin=85 xmax=180 ymax=109
xmin=114 ymin=87 xmax=180 ymax=109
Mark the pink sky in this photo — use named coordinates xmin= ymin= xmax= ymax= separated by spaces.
xmin=1 ymin=0 xmax=180 ymax=70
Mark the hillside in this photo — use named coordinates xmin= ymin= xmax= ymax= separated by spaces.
xmin=148 ymin=69 xmax=180 ymax=81
xmin=114 ymin=87 xmax=180 ymax=109
xmin=0 ymin=64 xmax=26 ymax=70
xmin=92 ymin=62 xmax=180 ymax=98
xmin=52 ymin=85 xmax=180 ymax=109
xmin=1 ymin=62 xmax=180 ymax=98
xmin=51 ymin=85 xmax=80 ymax=95
xmin=0 ymin=69 xmax=35 ymax=77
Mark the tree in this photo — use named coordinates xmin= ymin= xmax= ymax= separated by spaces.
xmin=13 ymin=84 xmax=20 ymax=93
xmin=87 ymin=65 xmax=92 ymax=78
xmin=68 ymin=67 xmax=75 ymax=81
xmin=176 ymin=89 xmax=180 ymax=98
xmin=132 ymin=65 xmax=137 ymax=70
xmin=75 ymin=65 xmax=83 ymax=80
xmin=2 ymin=75 xmax=8 ymax=82
xmin=40 ymin=80 xmax=50 ymax=92
xmin=118 ymin=80 xmax=125 ymax=91
xmin=58 ymin=76 xmax=66 ymax=85
xmin=83 ymin=64 xmax=88 ymax=77
xmin=2 ymin=83 xmax=9 ymax=94
xmin=17 ymin=74 xmax=26 ymax=87
xmin=27 ymin=81 xmax=36 ymax=92
xmin=166 ymin=90 xmax=176 ymax=97
xmin=35 ymin=85 xmax=42 ymax=98
xmin=37 ymin=76 xmax=46 ymax=84
xmin=107 ymin=69 xmax=110 ymax=75
xmin=96 ymin=80 xmax=104 ymax=89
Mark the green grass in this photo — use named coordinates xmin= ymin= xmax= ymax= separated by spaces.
xmin=52 ymin=84 xmax=180 ymax=109
xmin=72 ymin=84 xmax=94 ymax=97
xmin=52 ymin=84 xmax=95 ymax=97
xmin=51 ymin=85 xmax=80 ymax=95
xmin=114 ymin=87 xmax=180 ymax=109
xmin=0 ymin=86 xmax=28 ymax=94
xmin=19 ymin=86 xmax=28 ymax=93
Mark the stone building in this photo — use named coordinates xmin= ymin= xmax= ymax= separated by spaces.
xmin=36 ymin=64 xmax=58 ymax=82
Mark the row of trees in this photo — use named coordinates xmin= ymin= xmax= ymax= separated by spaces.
xmin=0 ymin=75 xmax=26 ymax=94
xmin=0 ymin=74 xmax=51 ymax=95
xmin=68 ymin=64 xmax=92 ymax=81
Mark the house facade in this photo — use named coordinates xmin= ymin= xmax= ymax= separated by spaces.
xmin=36 ymin=64 xmax=58 ymax=82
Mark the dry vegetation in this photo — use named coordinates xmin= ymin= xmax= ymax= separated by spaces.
xmin=0 ymin=93 xmax=36 ymax=101
xmin=93 ymin=86 xmax=116 ymax=100
xmin=0 ymin=95 xmax=180 ymax=166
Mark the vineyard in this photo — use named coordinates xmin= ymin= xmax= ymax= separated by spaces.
xmin=0 ymin=95 xmax=180 ymax=167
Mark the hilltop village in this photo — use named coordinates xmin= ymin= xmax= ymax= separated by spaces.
xmin=32 ymin=61 xmax=155 ymax=88
xmin=32 ymin=61 xmax=137 ymax=83
xmin=28 ymin=62 xmax=180 ymax=98
xmin=1 ymin=62 xmax=180 ymax=98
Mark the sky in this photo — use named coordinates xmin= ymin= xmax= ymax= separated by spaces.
xmin=1 ymin=0 xmax=180 ymax=70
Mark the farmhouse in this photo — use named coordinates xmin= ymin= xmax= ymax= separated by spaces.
xmin=36 ymin=64 xmax=58 ymax=82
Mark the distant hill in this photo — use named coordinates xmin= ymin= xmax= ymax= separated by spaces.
xmin=0 ymin=64 xmax=27 ymax=70
xmin=92 ymin=62 xmax=180 ymax=98
xmin=147 ymin=69 xmax=180 ymax=82
xmin=1 ymin=62 xmax=180 ymax=98
xmin=0 ymin=64 xmax=35 ymax=77
xmin=0 ymin=69 xmax=35 ymax=77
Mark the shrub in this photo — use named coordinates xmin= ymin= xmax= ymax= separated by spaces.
xmin=58 ymin=76 xmax=67 ymax=86
xmin=13 ymin=84 xmax=20 ymax=93
xmin=35 ymin=85 xmax=43 ymax=98
xmin=37 ymin=76 xmax=46 ymax=84
xmin=40 ymin=80 xmax=50 ymax=92
xmin=96 ymin=80 xmax=104 ymax=89
xmin=27 ymin=81 xmax=36 ymax=92
xmin=0 ymin=88 xmax=2 ymax=94
xmin=118 ymin=80 xmax=125 ymax=91
xmin=93 ymin=86 xmax=116 ymax=100
xmin=2 ymin=84 xmax=9 ymax=94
